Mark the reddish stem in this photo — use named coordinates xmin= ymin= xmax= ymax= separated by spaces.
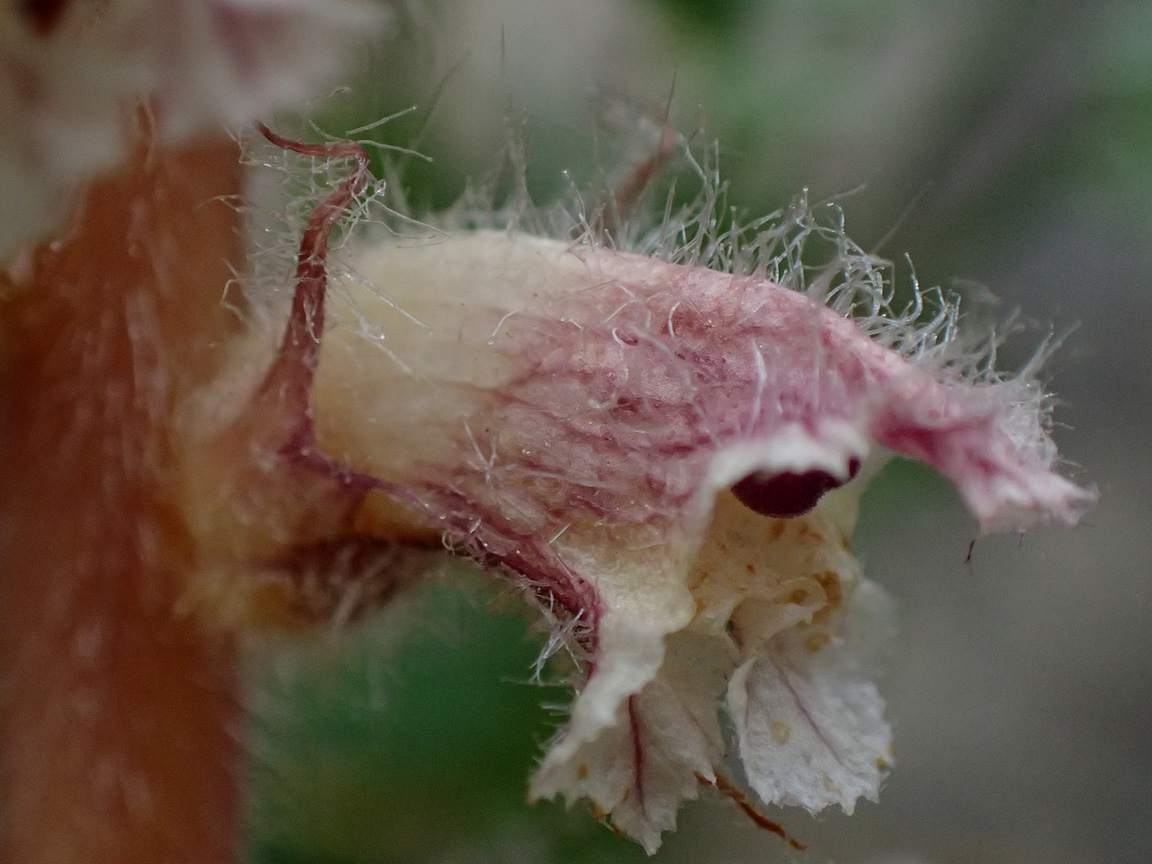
xmin=255 ymin=123 xmax=372 ymax=423
xmin=698 ymin=772 xmax=807 ymax=851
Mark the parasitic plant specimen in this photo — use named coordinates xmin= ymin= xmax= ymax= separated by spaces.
xmin=0 ymin=3 xmax=1093 ymax=861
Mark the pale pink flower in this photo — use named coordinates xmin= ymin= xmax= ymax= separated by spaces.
xmin=220 ymin=144 xmax=1093 ymax=849
xmin=0 ymin=0 xmax=1096 ymax=851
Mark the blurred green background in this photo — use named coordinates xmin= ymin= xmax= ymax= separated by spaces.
xmin=246 ymin=2 xmax=1152 ymax=862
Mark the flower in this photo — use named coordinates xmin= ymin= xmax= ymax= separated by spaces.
xmin=0 ymin=4 xmax=1095 ymax=847
xmin=196 ymin=136 xmax=1092 ymax=849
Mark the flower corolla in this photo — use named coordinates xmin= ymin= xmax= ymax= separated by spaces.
xmin=0 ymin=3 xmax=1097 ymax=851
xmin=242 ymin=176 xmax=1091 ymax=850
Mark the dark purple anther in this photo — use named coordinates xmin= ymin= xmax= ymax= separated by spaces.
xmin=731 ymin=458 xmax=862 ymax=518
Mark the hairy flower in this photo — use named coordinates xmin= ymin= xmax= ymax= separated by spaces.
xmin=191 ymin=135 xmax=1092 ymax=850
xmin=292 ymin=223 xmax=1088 ymax=848
xmin=0 ymin=12 xmax=1094 ymax=844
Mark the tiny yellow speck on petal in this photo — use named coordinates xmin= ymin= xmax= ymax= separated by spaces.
xmin=770 ymin=722 xmax=791 ymax=745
